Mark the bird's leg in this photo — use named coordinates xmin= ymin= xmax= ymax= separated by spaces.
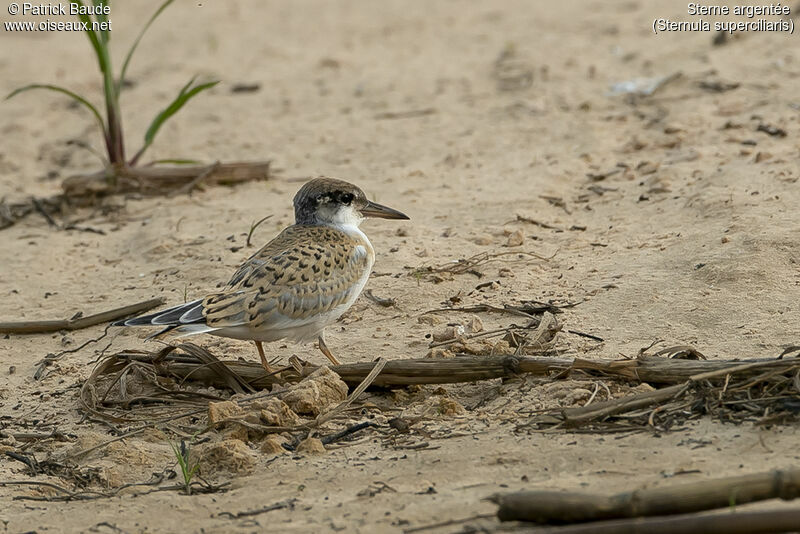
xmin=317 ymin=335 xmax=342 ymax=366
xmin=254 ymin=341 xmax=274 ymax=374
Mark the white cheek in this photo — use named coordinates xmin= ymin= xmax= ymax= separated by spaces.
xmin=331 ymin=205 xmax=364 ymax=227
xmin=316 ymin=204 xmax=338 ymax=221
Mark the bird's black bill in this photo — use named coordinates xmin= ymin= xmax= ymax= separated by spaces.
xmin=361 ymin=200 xmax=410 ymax=220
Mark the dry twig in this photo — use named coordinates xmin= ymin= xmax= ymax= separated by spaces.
xmin=62 ymin=161 xmax=271 ymax=198
xmin=490 ymin=468 xmax=800 ymax=523
xmin=0 ymin=298 xmax=164 ymax=334
xmin=506 ymin=509 xmax=800 ymax=534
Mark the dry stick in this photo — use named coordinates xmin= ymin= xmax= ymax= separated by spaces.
xmin=561 ymin=359 xmax=800 ymax=424
xmin=217 ymin=499 xmax=297 ymax=520
xmin=510 ymin=509 xmax=800 ymax=534
xmin=144 ymin=354 xmax=538 ymax=388
xmin=113 ymin=351 xmax=800 ymax=390
xmin=320 ymin=421 xmax=374 ymax=445
xmin=402 ymin=513 xmax=496 ymax=534
xmin=1 ymin=162 xmax=272 ymax=230
xmin=562 ymin=383 xmax=690 ymax=425
xmin=0 ymin=298 xmax=164 ymax=335
xmin=61 ymin=161 xmax=272 ymax=197
xmin=490 ymin=468 xmax=800 ymax=523
xmin=422 ymin=304 xmax=539 ymax=320
xmin=567 ymin=329 xmax=605 ymax=342
xmin=332 ymin=355 xmax=524 ymax=387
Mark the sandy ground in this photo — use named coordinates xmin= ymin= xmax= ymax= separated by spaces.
xmin=2 ymin=1 xmax=800 ymax=532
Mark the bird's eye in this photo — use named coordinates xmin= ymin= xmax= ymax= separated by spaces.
xmin=339 ymin=192 xmax=354 ymax=204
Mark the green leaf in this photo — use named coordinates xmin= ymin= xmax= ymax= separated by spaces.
xmin=118 ymin=0 xmax=175 ymax=93
xmin=71 ymin=0 xmax=123 ymax=163
xmin=92 ymin=0 xmax=110 ymax=44
xmin=70 ymin=1 xmax=105 ymax=72
xmin=6 ymin=84 xmax=107 ymax=139
xmin=130 ymin=78 xmax=219 ymax=165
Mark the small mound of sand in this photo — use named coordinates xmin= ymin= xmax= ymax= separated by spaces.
xmin=255 ymin=398 xmax=302 ymax=427
xmin=208 ymin=400 xmax=245 ymax=424
xmin=296 ymin=437 xmax=326 ymax=454
xmin=192 ymin=439 xmax=256 ymax=475
xmin=259 ymin=436 xmax=288 ymax=455
xmin=281 ymin=367 xmax=348 ymax=416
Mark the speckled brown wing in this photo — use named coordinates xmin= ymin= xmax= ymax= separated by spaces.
xmin=199 ymin=225 xmax=372 ymax=332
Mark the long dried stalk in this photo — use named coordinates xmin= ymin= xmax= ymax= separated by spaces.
xmin=507 ymin=509 xmax=800 ymax=534
xmin=490 ymin=468 xmax=800 ymax=523
xmin=115 ymin=350 xmax=800 ymax=388
xmin=1 ymin=163 xmax=271 ymax=230
xmin=86 ymin=348 xmax=800 ymax=431
xmin=119 ymin=352 xmax=557 ymax=388
xmin=62 ymin=161 xmax=271 ymax=198
xmin=560 ymin=359 xmax=800 ymax=425
xmin=0 ymin=298 xmax=163 ymax=334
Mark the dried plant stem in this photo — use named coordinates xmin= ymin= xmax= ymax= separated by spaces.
xmin=115 ymin=351 xmax=800 ymax=389
xmin=120 ymin=352 xmax=544 ymax=388
xmin=0 ymin=298 xmax=164 ymax=334
xmin=491 ymin=468 xmax=800 ymax=523
xmin=562 ymin=382 xmax=690 ymax=424
xmin=508 ymin=509 xmax=800 ymax=534
xmin=561 ymin=359 xmax=799 ymax=425
xmin=62 ymin=161 xmax=271 ymax=198
xmin=87 ymin=347 xmax=800 ymax=433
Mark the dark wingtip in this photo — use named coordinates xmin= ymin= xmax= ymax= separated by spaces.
xmin=112 ymin=316 xmax=154 ymax=327
xmin=111 ymin=300 xmax=205 ymax=328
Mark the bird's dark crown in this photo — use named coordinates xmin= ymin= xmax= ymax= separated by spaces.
xmin=293 ymin=177 xmax=367 ymax=225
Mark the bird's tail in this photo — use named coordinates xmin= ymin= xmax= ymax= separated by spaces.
xmin=113 ymin=299 xmax=208 ymax=331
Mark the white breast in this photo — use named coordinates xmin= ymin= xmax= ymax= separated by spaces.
xmin=319 ymin=222 xmax=375 ymax=327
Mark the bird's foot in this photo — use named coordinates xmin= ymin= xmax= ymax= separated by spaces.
xmin=317 ymin=336 xmax=342 ymax=366
xmin=254 ymin=340 xmax=275 ymax=374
